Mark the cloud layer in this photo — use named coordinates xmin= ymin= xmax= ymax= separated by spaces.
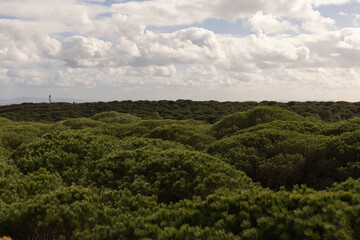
xmin=0 ymin=0 xmax=359 ymax=101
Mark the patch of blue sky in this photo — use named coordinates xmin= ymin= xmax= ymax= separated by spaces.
xmin=115 ymin=0 xmax=148 ymax=2
xmin=147 ymin=18 xmax=251 ymax=36
xmin=316 ymin=2 xmax=360 ymax=28
xmin=79 ymin=0 xmax=147 ymax=6
xmin=53 ymin=32 xmax=79 ymax=39
xmin=96 ymin=12 xmax=113 ymax=18
xmin=0 ymin=14 xmax=20 ymax=20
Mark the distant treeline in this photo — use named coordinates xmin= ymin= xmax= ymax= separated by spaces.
xmin=1 ymin=100 xmax=360 ymax=123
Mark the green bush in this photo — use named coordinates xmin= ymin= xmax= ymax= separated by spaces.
xmin=0 ymin=117 xmax=13 ymax=126
xmin=2 ymin=184 xmax=359 ymax=240
xmin=85 ymin=137 xmax=253 ymax=203
xmin=236 ymin=120 xmax=324 ymax=135
xmin=321 ymin=118 xmax=360 ymax=135
xmin=91 ymin=119 xmax=215 ymax=150
xmin=257 ymin=153 xmax=306 ymax=189
xmin=0 ymin=154 xmax=63 ymax=204
xmin=121 ymin=186 xmax=359 ymax=240
xmin=0 ymin=186 xmax=158 ymax=240
xmin=208 ymin=129 xmax=333 ymax=189
xmin=0 ymin=123 xmax=52 ymax=150
xmin=211 ymin=106 xmax=305 ymax=139
xmin=329 ymin=177 xmax=360 ymax=194
xmin=61 ymin=118 xmax=104 ymax=130
xmin=91 ymin=111 xmax=141 ymax=124
xmin=146 ymin=124 xmax=215 ymax=150
xmin=11 ymin=131 xmax=119 ymax=185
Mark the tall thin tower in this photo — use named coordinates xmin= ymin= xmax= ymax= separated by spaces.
xmin=49 ymin=95 xmax=52 ymax=103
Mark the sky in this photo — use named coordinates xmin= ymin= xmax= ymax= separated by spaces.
xmin=0 ymin=0 xmax=360 ymax=102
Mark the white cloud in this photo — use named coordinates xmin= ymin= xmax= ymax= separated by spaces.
xmin=134 ymin=28 xmax=224 ymax=67
xmin=246 ymin=11 xmax=299 ymax=34
xmin=292 ymin=28 xmax=360 ymax=68
xmin=0 ymin=0 xmax=105 ymax=26
xmin=80 ymin=0 xmax=106 ymax=2
xmin=39 ymin=36 xmax=62 ymax=58
xmin=126 ymin=65 xmax=177 ymax=78
xmin=111 ymin=0 xmax=335 ymax=32
xmin=336 ymin=28 xmax=360 ymax=49
xmin=6 ymin=69 xmax=50 ymax=86
xmin=275 ymin=67 xmax=360 ymax=88
xmin=54 ymin=69 xmax=98 ymax=87
xmin=0 ymin=0 xmax=359 ymax=101
xmin=216 ymin=32 xmax=310 ymax=72
xmin=307 ymin=0 xmax=351 ymax=7
xmin=61 ymin=36 xmax=112 ymax=67
xmin=184 ymin=65 xmax=229 ymax=86
xmin=0 ymin=19 xmax=62 ymax=69
xmin=51 ymin=65 xmax=182 ymax=88
xmin=87 ymin=13 xmax=146 ymax=41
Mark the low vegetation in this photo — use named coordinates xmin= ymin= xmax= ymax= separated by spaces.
xmin=1 ymin=102 xmax=360 ymax=239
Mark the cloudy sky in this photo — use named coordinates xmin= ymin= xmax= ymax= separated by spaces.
xmin=0 ymin=0 xmax=360 ymax=102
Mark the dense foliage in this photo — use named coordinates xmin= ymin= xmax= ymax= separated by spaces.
xmin=1 ymin=104 xmax=360 ymax=239
xmin=1 ymin=100 xmax=360 ymax=123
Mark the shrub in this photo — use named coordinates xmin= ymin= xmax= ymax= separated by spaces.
xmin=146 ymin=124 xmax=215 ymax=150
xmin=61 ymin=118 xmax=104 ymax=130
xmin=91 ymin=111 xmax=141 ymax=124
xmin=11 ymin=131 xmax=119 ymax=185
xmin=0 ymin=123 xmax=51 ymax=150
xmin=211 ymin=106 xmax=305 ymax=139
xmin=208 ymin=129 xmax=333 ymax=189
xmin=85 ymin=137 xmax=253 ymax=203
